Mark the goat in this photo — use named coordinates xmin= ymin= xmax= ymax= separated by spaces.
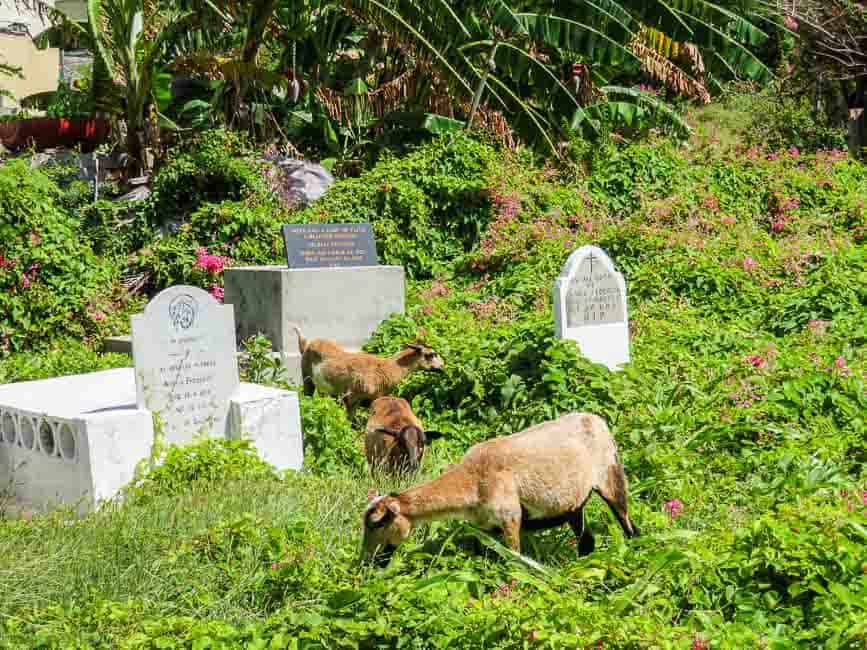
xmin=292 ymin=326 xmax=444 ymax=416
xmin=361 ymin=412 xmax=639 ymax=566
xmin=365 ymin=397 xmax=443 ymax=475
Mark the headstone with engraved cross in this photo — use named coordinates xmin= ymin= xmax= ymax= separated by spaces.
xmin=131 ymin=285 xmax=240 ymax=444
xmin=552 ymin=245 xmax=630 ymax=370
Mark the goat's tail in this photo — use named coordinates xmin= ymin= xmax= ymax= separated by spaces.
xmin=290 ymin=323 xmax=306 ymax=354
xmin=595 ymin=463 xmax=640 ymax=539
xmin=288 ymin=323 xmax=315 ymax=396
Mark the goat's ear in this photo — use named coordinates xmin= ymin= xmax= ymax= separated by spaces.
xmin=405 ymin=343 xmax=423 ymax=352
xmin=424 ymin=430 xmax=445 ymax=440
xmin=367 ymin=501 xmax=391 ymax=527
xmin=385 ymin=498 xmax=401 ymax=517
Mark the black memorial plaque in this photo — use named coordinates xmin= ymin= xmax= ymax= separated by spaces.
xmin=282 ymin=223 xmax=378 ymax=269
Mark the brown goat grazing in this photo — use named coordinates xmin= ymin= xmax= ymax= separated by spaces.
xmin=361 ymin=412 xmax=639 ymax=566
xmin=293 ymin=326 xmax=444 ymax=416
xmin=365 ymin=397 xmax=443 ymax=475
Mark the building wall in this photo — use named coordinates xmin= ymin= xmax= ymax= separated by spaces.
xmin=0 ymin=35 xmax=59 ymax=108
xmin=0 ymin=0 xmax=86 ymax=109
xmin=0 ymin=0 xmax=54 ymax=37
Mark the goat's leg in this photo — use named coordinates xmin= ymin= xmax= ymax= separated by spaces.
xmin=343 ymin=393 xmax=358 ymax=419
xmin=568 ymin=508 xmax=595 ymax=556
xmin=501 ymin=516 xmax=521 ymax=553
xmin=596 ymin=464 xmax=640 ymax=538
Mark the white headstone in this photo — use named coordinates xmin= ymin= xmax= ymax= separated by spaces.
xmin=553 ymin=245 xmax=630 ymax=370
xmin=132 ymin=286 xmax=240 ymax=443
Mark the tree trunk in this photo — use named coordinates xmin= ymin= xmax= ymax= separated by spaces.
xmin=849 ymin=78 xmax=866 ymax=160
xmin=126 ymin=127 xmax=144 ymax=175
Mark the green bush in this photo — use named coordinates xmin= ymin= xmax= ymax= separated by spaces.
xmin=142 ymin=129 xmax=269 ymax=228
xmin=0 ymin=339 xmax=129 ymax=383
xmin=0 ymin=161 xmax=120 ymax=350
xmin=294 ymin=133 xmax=498 ymax=278
xmin=129 ymin=438 xmax=278 ymax=500
xmin=743 ymin=91 xmax=848 ymax=152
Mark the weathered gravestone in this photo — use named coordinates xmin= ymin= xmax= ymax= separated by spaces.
xmin=553 ymin=245 xmax=630 ymax=370
xmin=131 ymin=285 xmax=240 ymax=444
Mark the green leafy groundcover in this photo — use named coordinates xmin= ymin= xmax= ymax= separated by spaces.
xmin=1 ymin=131 xmax=866 ymax=648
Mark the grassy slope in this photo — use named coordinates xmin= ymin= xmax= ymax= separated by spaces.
xmin=1 ymin=113 xmax=866 ymax=648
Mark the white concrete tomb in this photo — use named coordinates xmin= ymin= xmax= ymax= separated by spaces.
xmin=0 ymin=367 xmax=303 ymax=512
xmin=0 ymin=284 xmax=304 ymax=512
xmin=553 ymin=245 xmax=630 ymax=370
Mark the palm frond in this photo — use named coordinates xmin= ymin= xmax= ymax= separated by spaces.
xmin=631 ymin=30 xmax=710 ymax=103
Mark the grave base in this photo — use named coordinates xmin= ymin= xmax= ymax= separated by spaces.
xmin=224 ymin=265 xmax=404 ymax=384
xmin=0 ymin=368 xmax=303 ymax=512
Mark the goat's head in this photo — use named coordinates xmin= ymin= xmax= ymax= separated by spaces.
xmin=361 ymin=493 xmax=412 ymax=567
xmin=395 ymin=425 xmax=426 ymax=473
xmin=404 ymin=343 xmax=445 ymax=372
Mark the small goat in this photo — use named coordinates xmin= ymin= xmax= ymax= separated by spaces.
xmin=365 ymin=397 xmax=443 ymax=475
xmin=293 ymin=326 xmax=444 ymax=416
xmin=361 ymin=412 xmax=639 ymax=566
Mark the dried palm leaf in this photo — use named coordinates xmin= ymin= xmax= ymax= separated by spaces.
xmin=630 ymin=35 xmax=711 ymax=104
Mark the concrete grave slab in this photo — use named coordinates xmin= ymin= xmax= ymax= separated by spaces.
xmin=224 ymin=265 xmax=405 ymax=384
xmin=0 ymin=368 xmax=303 ymax=512
xmin=553 ymin=245 xmax=630 ymax=371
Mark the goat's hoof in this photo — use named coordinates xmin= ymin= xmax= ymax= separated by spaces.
xmin=577 ymin=531 xmax=596 ymax=557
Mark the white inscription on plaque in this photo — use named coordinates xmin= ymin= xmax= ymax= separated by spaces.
xmin=132 ymin=286 xmax=240 ymax=443
xmin=553 ymin=245 xmax=630 ymax=370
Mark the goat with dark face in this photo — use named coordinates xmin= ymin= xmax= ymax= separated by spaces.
xmin=361 ymin=412 xmax=640 ymax=567
xmin=365 ymin=397 xmax=442 ymax=475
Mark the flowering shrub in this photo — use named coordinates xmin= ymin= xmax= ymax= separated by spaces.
xmin=0 ymin=161 xmax=119 ymax=350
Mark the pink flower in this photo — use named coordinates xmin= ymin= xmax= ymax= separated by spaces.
xmin=832 ymin=356 xmax=851 ymax=376
xmin=21 ymin=275 xmax=30 ymax=289
xmin=90 ymin=310 xmax=106 ymax=322
xmin=862 ymin=490 xmax=867 ymax=507
xmin=784 ymin=197 xmax=800 ymax=211
xmin=788 ymin=146 xmax=800 ymax=157
xmin=745 ymin=355 xmax=766 ymax=369
xmin=808 ymin=320 xmax=830 ymax=336
xmin=771 ymin=219 xmax=786 ymax=233
xmin=271 ymin=562 xmax=283 ymax=571
xmin=194 ymin=248 xmax=228 ymax=274
xmin=664 ymin=499 xmax=684 ymax=519
xmin=30 ymin=231 xmax=41 ymax=245
xmin=742 ymin=257 xmax=758 ymax=272
xmin=691 ymin=637 xmax=709 ymax=650
xmin=583 ymin=220 xmax=594 ymax=233
xmin=210 ymin=285 xmax=225 ymax=303
xmin=784 ymin=15 xmax=799 ymax=31
xmin=767 ymin=152 xmax=779 ymax=161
